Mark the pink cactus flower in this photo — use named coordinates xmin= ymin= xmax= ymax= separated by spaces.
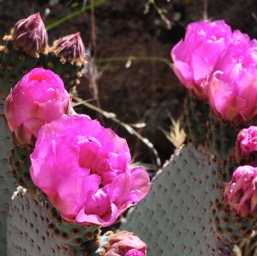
xmin=205 ymin=36 xmax=257 ymax=125
xmin=104 ymin=231 xmax=147 ymax=256
xmin=30 ymin=115 xmax=150 ymax=227
xmin=12 ymin=13 xmax=48 ymax=56
xmin=171 ymin=20 xmax=233 ymax=99
xmin=223 ymin=165 xmax=257 ymax=217
xmin=5 ymin=68 xmax=71 ymax=147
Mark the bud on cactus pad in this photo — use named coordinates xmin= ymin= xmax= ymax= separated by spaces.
xmin=51 ymin=33 xmax=86 ymax=65
xmin=223 ymin=165 xmax=257 ymax=218
xmin=6 ymin=13 xmax=48 ymax=56
xmin=1 ymin=13 xmax=48 ymax=93
xmin=44 ymin=33 xmax=87 ymax=91
xmin=121 ymin=143 xmax=234 ymax=255
xmin=234 ymin=126 xmax=257 ymax=165
xmin=95 ymin=231 xmax=147 ymax=256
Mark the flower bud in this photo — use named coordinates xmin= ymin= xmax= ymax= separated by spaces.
xmin=223 ymin=165 xmax=257 ymax=217
xmin=101 ymin=231 xmax=147 ymax=256
xmin=5 ymin=68 xmax=71 ymax=147
xmin=51 ymin=32 xmax=86 ymax=65
xmin=235 ymin=126 xmax=257 ymax=165
xmin=10 ymin=13 xmax=48 ymax=56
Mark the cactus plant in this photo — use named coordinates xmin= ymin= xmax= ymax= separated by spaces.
xmin=3 ymin=12 xmax=257 ymax=256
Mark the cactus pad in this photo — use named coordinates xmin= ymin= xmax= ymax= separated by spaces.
xmin=9 ymin=146 xmax=34 ymax=188
xmin=7 ymin=187 xmax=99 ymax=256
xmin=0 ymin=42 xmax=40 ymax=94
xmin=182 ymin=94 xmax=209 ymax=144
xmin=206 ymin=115 xmax=238 ymax=161
xmin=0 ymin=98 xmax=17 ymax=256
xmin=211 ymin=198 xmax=256 ymax=244
xmin=121 ymin=143 xmax=235 ymax=255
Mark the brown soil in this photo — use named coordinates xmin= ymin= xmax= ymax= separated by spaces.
xmin=1 ymin=0 xmax=257 ymax=172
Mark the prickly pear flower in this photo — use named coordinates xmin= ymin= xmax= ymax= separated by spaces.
xmin=171 ymin=20 xmax=233 ymax=99
xmin=5 ymin=68 xmax=71 ymax=147
xmin=98 ymin=231 xmax=147 ymax=256
xmin=30 ymin=115 xmax=150 ymax=227
xmin=51 ymin=32 xmax=86 ymax=65
xmin=223 ymin=165 xmax=257 ymax=217
xmin=205 ymin=36 xmax=257 ymax=126
xmin=9 ymin=13 xmax=48 ymax=56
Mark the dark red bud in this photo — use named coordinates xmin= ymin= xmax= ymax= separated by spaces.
xmin=12 ymin=13 xmax=48 ymax=56
xmin=51 ymin=33 xmax=86 ymax=65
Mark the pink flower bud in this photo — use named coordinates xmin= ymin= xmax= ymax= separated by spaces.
xmin=104 ymin=232 xmax=147 ymax=256
xmin=235 ymin=127 xmax=257 ymax=164
xmin=5 ymin=68 xmax=71 ymax=147
xmin=51 ymin=32 xmax=86 ymax=65
xmin=223 ymin=165 xmax=257 ymax=217
xmin=11 ymin=13 xmax=48 ymax=56
xmin=205 ymin=35 xmax=257 ymax=125
xmin=30 ymin=115 xmax=150 ymax=227
xmin=171 ymin=20 xmax=233 ymax=99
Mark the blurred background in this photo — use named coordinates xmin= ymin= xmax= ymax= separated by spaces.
xmin=1 ymin=0 xmax=257 ymax=174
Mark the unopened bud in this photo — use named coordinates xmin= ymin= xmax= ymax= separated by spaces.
xmin=11 ymin=13 xmax=48 ymax=56
xmin=51 ymin=32 xmax=86 ymax=65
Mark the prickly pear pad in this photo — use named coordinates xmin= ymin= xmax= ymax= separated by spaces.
xmin=0 ymin=98 xmax=17 ymax=256
xmin=121 ymin=143 xmax=234 ymax=255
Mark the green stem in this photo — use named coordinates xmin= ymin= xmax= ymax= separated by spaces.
xmin=46 ymin=0 xmax=107 ymax=31
xmin=95 ymin=56 xmax=173 ymax=68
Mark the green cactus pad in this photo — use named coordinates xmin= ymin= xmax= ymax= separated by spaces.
xmin=182 ymin=94 xmax=209 ymax=144
xmin=121 ymin=143 xmax=234 ymax=255
xmin=48 ymin=205 xmax=100 ymax=247
xmin=7 ymin=187 xmax=99 ymax=256
xmin=0 ymin=42 xmax=40 ymax=94
xmin=9 ymin=146 xmax=35 ymax=189
xmin=212 ymin=198 xmax=256 ymax=244
xmin=42 ymin=54 xmax=85 ymax=92
xmin=206 ymin=115 xmax=238 ymax=161
xmin=0 ymin=98 xmax=18 ymax=256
